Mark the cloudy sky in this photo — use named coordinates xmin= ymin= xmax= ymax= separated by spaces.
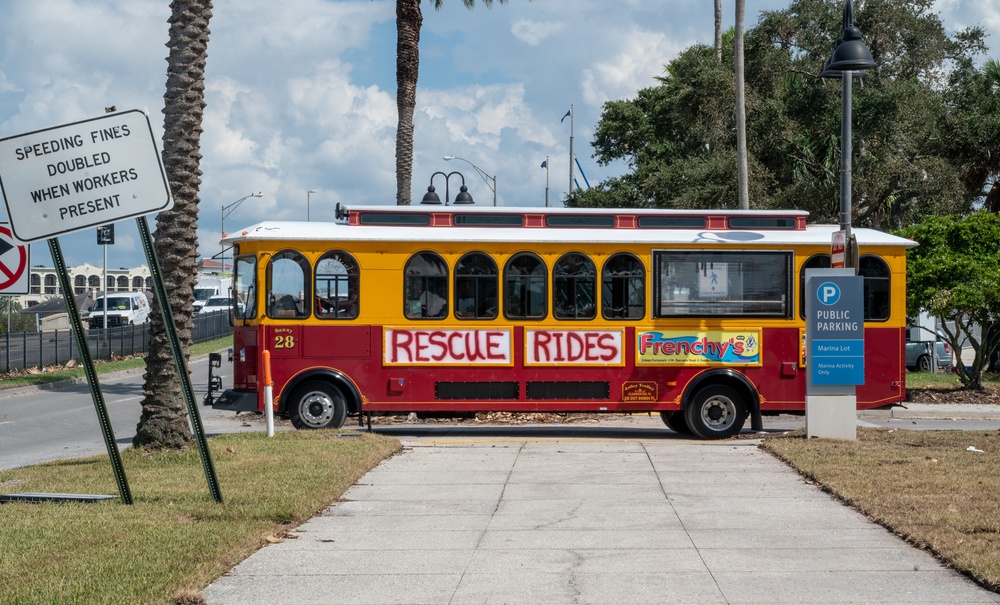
xmin=0 ymin=0 xmax=996 ymax=271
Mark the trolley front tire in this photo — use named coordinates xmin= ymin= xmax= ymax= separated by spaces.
xmin=660 ymin=411 xmax=692 ymax=435
xmin=289 ymin=381 xmax=348 ymax=430
xmin=684 ymin=385 xmax=747 ymax=440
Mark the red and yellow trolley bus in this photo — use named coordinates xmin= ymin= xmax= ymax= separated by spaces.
xmin=211 ymin=204 xmax=914 ymax=439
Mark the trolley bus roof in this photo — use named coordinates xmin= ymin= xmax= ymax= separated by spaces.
xmin=223 ymin=215 xmax=916 ymax=249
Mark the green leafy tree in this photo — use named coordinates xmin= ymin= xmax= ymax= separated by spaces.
xmin=573 ymin=0 xmax=989 ymax=231
xmin=897 ymin=213 xmax=1000 ymax=389
xmin=134 ymin=0 xmax=213 ymax=449
xmin=394 ymin=0 xmax=516 ymax=205
xmin=0 ymin=299 xmax=35 ymax=334
xmin=942 ymin=58 xmax=1000 ymax=213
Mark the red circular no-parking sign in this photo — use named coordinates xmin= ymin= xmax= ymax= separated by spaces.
xmin=0 ymin=225 xmax=29 ymax=293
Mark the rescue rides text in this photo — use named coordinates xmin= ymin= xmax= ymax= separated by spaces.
xmin=385 ymin=329 xmax=623 ymax=365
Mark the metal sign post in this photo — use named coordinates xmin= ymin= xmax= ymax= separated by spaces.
xmin=48 ymin=237 xmax=132 ymax=504
xmin=137 ymin=215 xmax=221 ymax=502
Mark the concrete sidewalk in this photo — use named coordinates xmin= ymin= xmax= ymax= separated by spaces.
xmin=202 ymin=434 xmax=999 ymax=605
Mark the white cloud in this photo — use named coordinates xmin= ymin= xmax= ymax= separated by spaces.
xmin=419 ymin=83 xmax=558 ymax=149
xmin=204 ymin=78 xmax=260 ymax=166
xmin=581 ymin=30 xmax=683 ymax=107
xmin=510 ymin=19 xmax=566 ymax=47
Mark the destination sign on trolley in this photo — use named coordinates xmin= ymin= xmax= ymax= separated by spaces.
xmin=0 ymin=109 xmax=172 ymax=243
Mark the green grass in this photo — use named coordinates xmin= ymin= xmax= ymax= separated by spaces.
xmin=0 ymin=430 xmax=401 ymax=605
xmin=0 ymin=336 xmax=232 ymax=390
xmin=764 ymin=428 xmax=1000 ymax=591
xmin=906 ymin=368 xmax=1000 ymax=389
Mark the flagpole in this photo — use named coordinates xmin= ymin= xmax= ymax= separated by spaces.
xmin=545 ymin=155 xmax=550 ymax=207
xmin=568 ymin=103 xmax=575 ymax=195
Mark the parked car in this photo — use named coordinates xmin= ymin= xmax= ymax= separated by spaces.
xmin=987 ymin=324 xmax=999 ymax=373
xmin=197 ymin=295 xmax=243 ymax=315
xmin=905 ymin=329 xmax=952 ymax=372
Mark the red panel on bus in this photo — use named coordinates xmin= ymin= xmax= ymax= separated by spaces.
xmin=302 ymin=325 xmax=372 ymax=358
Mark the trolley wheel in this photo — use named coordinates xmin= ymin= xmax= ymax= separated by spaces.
xmin=917 ymin=355 xmax=931 ymax=372
xmin=684 ymin=385 xmax=747 ymax=440
xmin=659 ymin=411 xmax=692 ymax=435
xmin=289 ymin=381 xmax=348 ymax=430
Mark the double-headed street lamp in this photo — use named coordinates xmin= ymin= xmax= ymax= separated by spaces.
xmin=221 ymin=192 xmax=262 ymax=270
xmin=443 ymin=155 xmax=496 ymax=206
xmin=421 ymin=171 xmax=474 ymax=205
xmin=821 ymin=0 xmax=876 ymax=270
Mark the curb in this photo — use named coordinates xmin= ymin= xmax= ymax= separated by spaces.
xmin=0 ymin=352 xmax=220 ymax=400
xmin=859 ymin=403 xmax=1000 ymax=421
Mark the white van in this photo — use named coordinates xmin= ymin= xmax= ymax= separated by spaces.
xmin=85 ymin=293 xmax=151 ymax=328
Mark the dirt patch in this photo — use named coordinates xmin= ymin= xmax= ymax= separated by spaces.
xmin=907 ymin=385 xmax=1000 ymax=405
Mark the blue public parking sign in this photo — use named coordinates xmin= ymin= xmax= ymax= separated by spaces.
xmin=806 ymin=270 xmax=864 ymax=386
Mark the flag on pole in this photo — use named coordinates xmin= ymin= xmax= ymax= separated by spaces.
xmin=540 ymin=160 xmax=547 ymax=168
xmin=561 ymin=108 xmax=571 ymax=123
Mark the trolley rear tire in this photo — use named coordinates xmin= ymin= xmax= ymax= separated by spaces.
xmin=684 ymin=385 xmax=747 ymax=440
xmin=659 ymin=411 xmax=692 ymax=435
xmin=289 ymin=381 xmax=348 ymax=430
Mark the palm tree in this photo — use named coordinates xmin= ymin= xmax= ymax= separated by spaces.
xmin=735 ymin=0 xmax=749 ymax=209
xmin=395 ymin=0 xmax=511 ymax=206
xmin=134 ymin=0 xmax=213 ymax=448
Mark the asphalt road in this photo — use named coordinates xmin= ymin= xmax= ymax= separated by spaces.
xmin=0 ymin=352 xmax=257 ymax=471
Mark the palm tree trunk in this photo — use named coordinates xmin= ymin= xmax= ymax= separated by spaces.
xmin=134 ymin=0 xmax=212 ymax=448
xmin=735 ymin=0 xmax=749 ymax=210
xmin=396 ymin=0 xmax=422 ymax=206
xmin=714 ymin=0 xmax=722 ymax=64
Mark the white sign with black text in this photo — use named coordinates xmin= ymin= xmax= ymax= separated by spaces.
xmin=0 ymin=109 xmax=172 ymax=243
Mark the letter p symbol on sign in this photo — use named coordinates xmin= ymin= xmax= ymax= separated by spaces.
xmin=818 ymin=282 xmax=841 ymax=306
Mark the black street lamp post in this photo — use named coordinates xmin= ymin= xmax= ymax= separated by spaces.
xmin=821 ymin=0 xmax=877 ymax=270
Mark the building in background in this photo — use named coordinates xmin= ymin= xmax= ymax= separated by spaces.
xmin=13 ymin=264 xmax=152 ymax=309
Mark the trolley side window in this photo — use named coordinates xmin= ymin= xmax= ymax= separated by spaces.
xmin=553 ymin=252 xmax=597 ymax=320
xmin=267 ymin=250 xmax=310 ymax=319
xmin=860 ymin=255 xmax=890 ymax=321
xmin=654 ymin=250 xmax=791 ymax=318
xmin=315 ymin=251 xmax=360 ymax=320
xmin=797 ymin=254 xmax=891 ymax=321
xmin=504 ymin=253 xmax=547 ymax=320
xmin=234 ymin=254 xmax=256 ymax=320
xmin=404 ymin=252 xmax=449 ymax=319
xmin=602 ymin=253 xmax=645 ymax=320
xmin=454 ymin=252 xmax=498 ymax=320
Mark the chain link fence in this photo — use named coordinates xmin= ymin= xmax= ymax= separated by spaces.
xmin=0 ymin=311 xmax=233 ymax=373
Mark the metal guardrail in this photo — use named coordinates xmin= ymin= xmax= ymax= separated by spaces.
xmin=0 ymin=310 xmax=233 ymax=373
